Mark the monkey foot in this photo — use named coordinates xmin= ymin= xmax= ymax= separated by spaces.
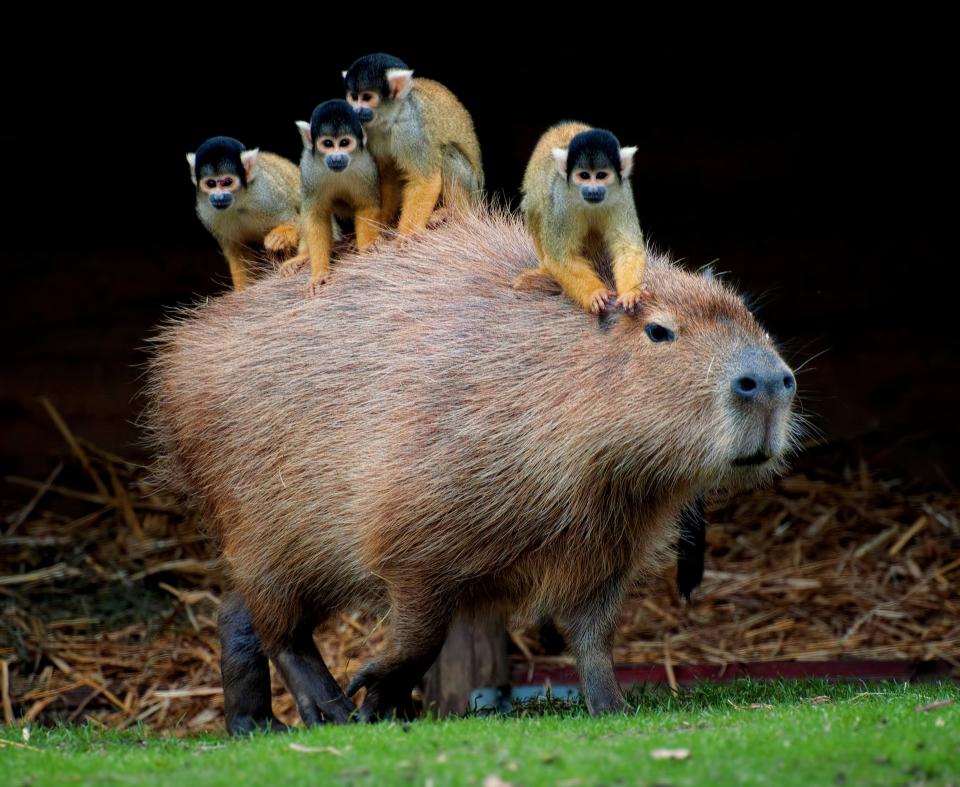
xmin=615 ymin=287 xmax=653 ymax=316
xmin=278 ymin=255 xmax=309 ymax=277
xmin=346 ymin=661 xmax=418 ymax=723
xmin=306 ymin=274 xmax=329 ymax=297
xmin=264 ymin=224 xmax=300 ymax=258
xmin=226 ymin=713 xmax=288 ymax=736
xmin=426 ymin=207 xmax=449 ymax=229
xmin=588 ymin=289 xmax=617 ymax=315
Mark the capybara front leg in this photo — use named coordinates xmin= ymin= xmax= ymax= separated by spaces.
xmin=347 ymin=589 xmax=453 ymax=722
xmin=273 ymin=628 xmax=355 ymax=725
xmin=218 ymin=591 xmax=286 ymax=735
xmin=558 ymin=575 xmax=630 ymax=715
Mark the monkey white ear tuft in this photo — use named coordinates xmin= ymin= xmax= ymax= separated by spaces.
xmin=240 ymin=148 xmax=260 ymax=182
xmin=186 ymin=153 xmax=197 ymax=185
xmin=551 ymin=147 xmax=569 ymax=178
xmin=619 ymin=146 xmax=637 ymax=178
xmin=386 ymin=68 xmax=414 ymax=99
xmin=296 ymin=121 xmax=312 ymax=150
xmin=342 ymin=69 xmax=348 ymax=80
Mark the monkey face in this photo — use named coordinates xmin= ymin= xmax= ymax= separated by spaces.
xmin=347 ymin=89 xmax=381 ymax=125
xmin=199 ymin=173 xmax=242 ymax=210
xmin=572 ymin=168 xmax=616 ymax=204
xmin=316 ymin=135 xmax=359 ymax=172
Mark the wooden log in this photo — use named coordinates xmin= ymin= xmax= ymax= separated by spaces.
xmin=422 ymin=616 xmax=510 ymax=717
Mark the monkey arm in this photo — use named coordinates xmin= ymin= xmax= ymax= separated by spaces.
xmin=302 ymin=206 xmax=334 ymax=291
xmin=609 ymin=232 xmax=649 ymax=313
xmin=221 ymin=242 xmax=253 ymax=290
xmin=397 ymin=171 xmax=443 ymax=236
xmin=378 ymin=162 xmax=404 ymax=228
xmin=354 ymin=203 xmax=383 ymax=251
xmin=541 ymin=253 xmax=614 ymax=315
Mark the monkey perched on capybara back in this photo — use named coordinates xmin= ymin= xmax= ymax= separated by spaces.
xmin=146 ymin=208 xmax=800 ymax=731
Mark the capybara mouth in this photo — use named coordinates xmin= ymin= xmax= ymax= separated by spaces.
xmin=731 ymin=450 xmax=772 ymax=467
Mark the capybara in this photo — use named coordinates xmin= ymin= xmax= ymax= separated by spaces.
xmin=145 ymin=208 xmax=800 ymax=731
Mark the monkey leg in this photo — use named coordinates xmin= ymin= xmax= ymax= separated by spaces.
xmin=263 ymin=222 xmax=301 ymax=260
xmin=555 ymin=575 xmax=630 ymax=715
xmin=397 ymin=171 xmax=444 ymax=237
xmin=222 ymin=243 xmax=253 ymax=290
xmin=346 ymin=588 xmax=453 ymax=722
xmin=272 ymin=626 xmax=356 ymax=726
xmin=303 ymin=211 xmax=334 ymax=294
xmin=542 ymin=254 xmax=616 ymax=315
xmin=611 ymin=242 xmax=650 ymax=315
xmin=354 ymin=205 xmax=382 ymax=251
xmin=218 ymin=592 xmax=286 ymax=735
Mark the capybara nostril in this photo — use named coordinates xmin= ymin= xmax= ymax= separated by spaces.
xmin=733 ymin=375 xmax=759 ymax=399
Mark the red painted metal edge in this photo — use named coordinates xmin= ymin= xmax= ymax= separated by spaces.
xmin=514 ymin=660 xmax=957 ymax=686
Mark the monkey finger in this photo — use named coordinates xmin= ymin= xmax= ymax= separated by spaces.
xmin=278 ymin=255 xmax=310 ymax=278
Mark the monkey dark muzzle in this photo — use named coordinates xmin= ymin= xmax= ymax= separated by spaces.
xmin=209 ymin=193 xmax=234 ymax=210
xmin=325 ymin=155 xmax=350 ymax=172
xmin=580 ymin=186 xmax=607 ymax=204
xmin=355 ymin=107 xmax=375 ymax=124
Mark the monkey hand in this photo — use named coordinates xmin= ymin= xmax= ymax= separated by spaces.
xmin=278 ymin=254 xmax=310 ymax=277
xmin=615 ymin=287 xmax=653 ymax=316
xmin=588 ymin=289 xmax=618 ymax=316
xmin=264 ymin=223 xmax=300 ymax=258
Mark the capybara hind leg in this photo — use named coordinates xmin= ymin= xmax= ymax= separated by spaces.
xmin=273 ymin=628 xmax=355 ymax=725
xmin=347 ymin=590 xmax=453 ymax=722
xmin=218 ymin=592 xmax=286 ymax=735
xmin=557 ymin=576 xmax=630 ymax=715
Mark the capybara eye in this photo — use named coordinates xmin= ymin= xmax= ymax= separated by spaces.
xmin=645 ymin=323 xmax=675 ymax=343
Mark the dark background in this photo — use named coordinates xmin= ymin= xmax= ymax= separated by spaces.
xmin=1 ymin=29 xmax=955 ymax=484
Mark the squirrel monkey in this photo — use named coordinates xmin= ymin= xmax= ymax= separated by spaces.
xmin=282 ymin=100 xmax=381 ymax=295
xmin=343 ymin=53 xmax=483 ymax=235
xmin=187 ymin=137 xmax=301 ymax=290
xmin=514 ymin=123 xmax=648 ymax=315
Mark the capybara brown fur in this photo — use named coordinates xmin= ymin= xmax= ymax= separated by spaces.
xmin=145 ymin=208 xmax=800 ymax=727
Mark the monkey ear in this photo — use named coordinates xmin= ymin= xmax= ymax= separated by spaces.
xmin=386 ymin=68 xmax=415 ymax=99
xmin=185 ymin=153 xmax=197 ymax=185
xmin=551 ymin=148 xmax=569 ymax=178
xmin=296 ymin=121 xmax=312 ymax=150
xmin=619 ymin=146 xmax=637 ymax=178
xmin=342 ymin=69 xmax=348 ymax=80
xmin=240 ymin=149 xmax=259 ymax=182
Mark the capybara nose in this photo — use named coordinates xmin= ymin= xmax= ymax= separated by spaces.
xmin=731 ymin=349 xmax=796 ymax=403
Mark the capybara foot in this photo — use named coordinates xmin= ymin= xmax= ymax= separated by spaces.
xmin=227 ymin=713 xmax=288 ymax=736
xmin=615 ymin=287 xmax=653 ymax=316
xmin=347 ymin=662 xmax=418 ymax=723
xmin=264 ymin=223 xmax=300 ymax=258
xmin=278 ymin=254 xmax=309 ymax=277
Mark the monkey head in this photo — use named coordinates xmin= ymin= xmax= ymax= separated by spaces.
xmin=343 ymin=52 xmax=413 ymax=128
xmin=296 ymin=100 xmax=366 ymax=173
xmin=552 ymin=129 xmax=637 ymax=206
xmin=186 ymin=136 xmax=258 ymax=211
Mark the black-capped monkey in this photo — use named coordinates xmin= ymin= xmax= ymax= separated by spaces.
xmin=186 ymin=136 xmax=301 ymax=289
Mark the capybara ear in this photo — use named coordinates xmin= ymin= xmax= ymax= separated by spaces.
xmin=512 ymin=268 xmax=562 ymax=296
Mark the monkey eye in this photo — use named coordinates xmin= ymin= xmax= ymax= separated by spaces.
xmin=339 ymin=138 xmax=351 ymax=147
xmin=220 ymin=177 xmax=233 ymax=187
xmin=362 ymin=92 xmax=374 ymax=101
xmin=645 ymin=323 xmax=675 ymax=343
xmin=576 ymin=171 xmax=590 ymax=181
xmin=204 ymin=178 xmax=216 ymax=189
xmin=596 ymin=171 xmax=608 ymax=181
xmin=322 ymin=139 xmax=334 ymax=148
xmin=350 ymin=92 xmax=359 ymax=101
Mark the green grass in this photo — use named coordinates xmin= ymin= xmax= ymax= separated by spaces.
xmin=2 ymin=681 xmax=958 ymax=785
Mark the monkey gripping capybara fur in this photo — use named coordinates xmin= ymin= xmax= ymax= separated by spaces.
xmin=145 ymin=208 xmax=800 ymax=730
